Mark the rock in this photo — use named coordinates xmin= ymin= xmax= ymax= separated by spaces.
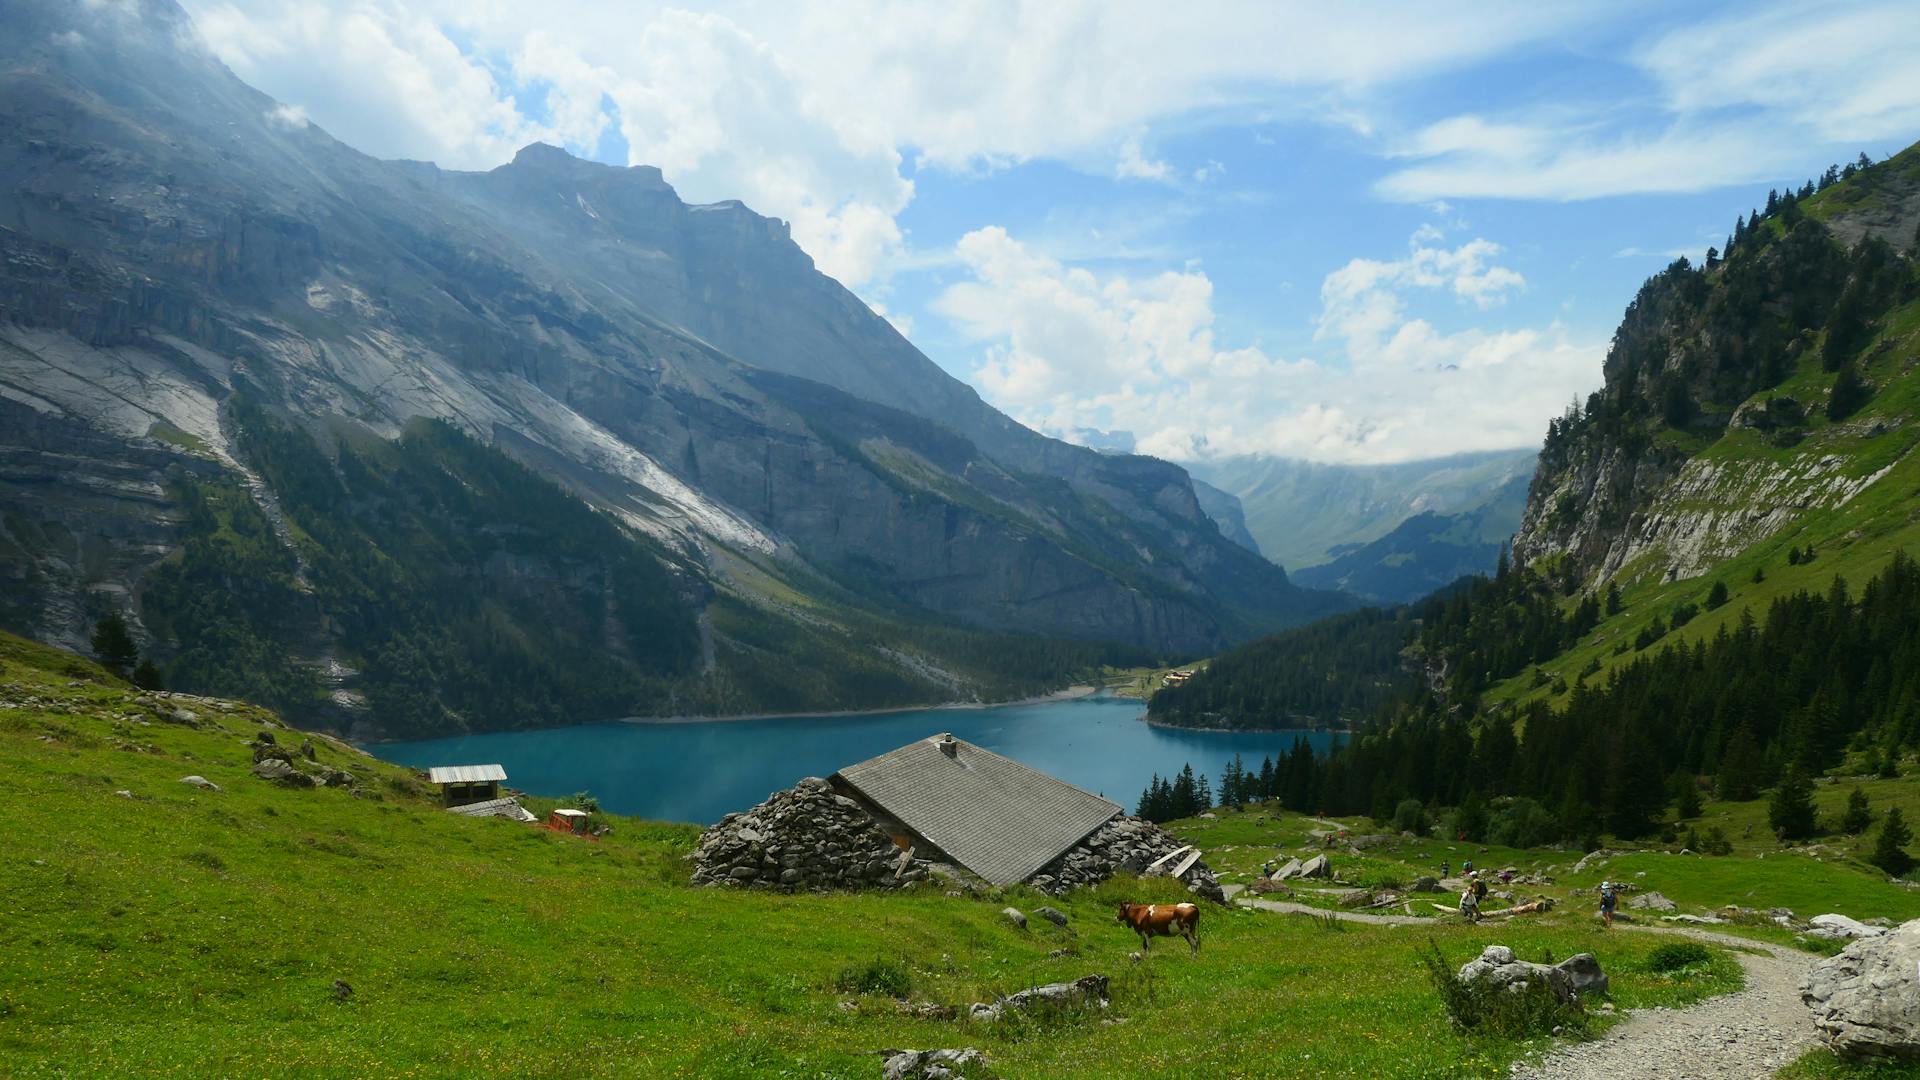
xmin=880 ymin=1047 xmax=991 ymax=1080
xmin=1802 ymin=918 xmax=1920 ymax=1060
xmin=1338 ymin=889 xmax=1373 ymax=907
xmin=331 ymin=979 xmax=353 ymax=1001
xmin=1412 ymin=875 xmax=1441 ymax=893
xmin=1001 ymin=907 xmax=1028 ymax=930
xmin=1272 ymin=857 xmax=1304 ymax=881
xmin=1035 ymin=906 xmax=1068 ymax=928
xmin=1456 ymin=945 xmax=1607 ymax=1004
xmin=1198 ymin=812 xmax=1217 ymax=820
xmin=1808 ymin=914 xmax=1887 ymax=941
xmin=113 ymin=789 xmax=132 ymax=798
xmin=178 ymin=775 xmax=221 ymax=792
xmin=251 ymin=759 xmax=318 ymax=787
xmin=690 ymin=779 xmax=932 ymax=892
xmin=968 ymin=974 xmax=1108 ymax=1022
xmin=317 ymin=766 xmax=356 ymax=788
xmin=1628 ymin=891 xmax=1676 ymax=912
xmin=251 ymin=743 xmax=293 ymax=765
xmin=1297 ymin=854 xmax=1330 ymax=879
xmin=1661 ymin=914 xmax=1729 ymax=925
xmin=299 ymin=738 xmax=317 ymax=761
xmin=1571 ymin=850 xmax=1611 ymax=875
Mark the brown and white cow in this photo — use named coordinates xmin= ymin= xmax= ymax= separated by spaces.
xmin=1116 ymin=901 xmax=1200 ymax=955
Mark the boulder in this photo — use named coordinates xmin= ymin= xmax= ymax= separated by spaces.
xmin=1808 ymin=914 xmax=1887 ymax=941
xmin=1272 ymin=857 xmax=1304 ymax=882
xmin=251 ymin=759 xmax=318 ymax=787
xmin=1801 ymin=918 xmax=1920 ymax=1060
xmin=1456 ymin=945 xmax=1607 ymax=1004
xmin=880 ymin=1048 xmax=992 ymax=1080
xmin=968 ymin=974 xmax=1108 ymax=1022
xmin=1035 ymin=906 xmax=1069 ymax=928
xmin=1570 ymin=850 xmax=1611 ymax=875
xmin=178 ymin=775 xmax=220 ymax=792
xmin=1412 ymin=875 xmax=1442 ymax=893
xmin=1001 ymin=907 xmax=1028 ymax=930
xmin=1628 ymin=891 xmax=1676 ymax=912
xmin=1298 ymin=854 xmax=1330 ymax=879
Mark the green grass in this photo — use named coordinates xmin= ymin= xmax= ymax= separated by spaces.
xmin=0 ymin=632 xmax=1751 ymax=1079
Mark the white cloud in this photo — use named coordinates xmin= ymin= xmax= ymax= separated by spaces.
xmin=937 ymin=227 xmax=1595 ymax=464
xmin=264 ymin=103 xmax=309 ymax=130
xmin=1378 ymin=1 xmax=1920 ymax=202
xmin=179 ymin=0 xmax=1593 ymax=289
xmin=1115 ymin=130 xmax=1172 ymax=181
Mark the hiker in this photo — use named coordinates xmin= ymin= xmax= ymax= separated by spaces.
xmin=1462 ymin=858 xmax=1474 ymax=875
xmin=1262 ymin=861 xmax=1275 ymax=879
xmin=1470 ymin=872 xmax=1488 ymax=904
xmin=1440 ymin=860 xmax=1450 ymax=878
xmin=1599 ymin=880 xmax=1618 ymax=928
xmin=1459 ymin=883 xmax=1480 ymax=923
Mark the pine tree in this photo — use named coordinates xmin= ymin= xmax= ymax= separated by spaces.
xmin=1768 ymin=768 xmax=1818 ymax=841
xmin=1871 ymin=807 xmax=1913 ymax=878
xmin=90 ymin=614 xmax=139 ymax=674
xmin=1706 ymin=581 xmax=1729 ymax=610
xmin=131 ymin=657 xmax=164 ymax=691
xmin=1841 ymin=786 xmax=1872 ymax=834
xmin=1828 ymin=363 xmax=1869 ymax=420
xmin=1672 ymin=772 xmax=1702 ymax=819
xmin=1605 ymin=582 xmax=1622 ymax=616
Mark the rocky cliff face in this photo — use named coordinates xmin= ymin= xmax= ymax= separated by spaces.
xmin=1512 ymin=146 xmax=1920 ymax=589
xmin=0 ymin=0 xmax=1338 ymax=729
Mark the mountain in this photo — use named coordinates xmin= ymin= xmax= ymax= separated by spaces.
xmin=1189 ymin=478 xmax=1262 ymax=556
xmin=0 ymin=0 xmax=1342 ymax=737
xmin=1153 ymin=143 xmax=1920 ymax=838
xmin=1290 ymin=474 xmax=1528 ymax=604
xmin=1189 ymin=448 xmax=1536 ymax=571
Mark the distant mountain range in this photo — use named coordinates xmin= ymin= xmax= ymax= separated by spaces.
xmin=0 ymin=0 xmax=1344 ymax=737
xmin=1187 ymin=448 xmax=1536 ymax=603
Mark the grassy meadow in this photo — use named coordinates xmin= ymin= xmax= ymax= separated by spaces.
xmin=0 ymin=631 xmax=1806 ymax=1079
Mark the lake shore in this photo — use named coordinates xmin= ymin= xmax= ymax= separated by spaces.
xmin=617 ymin=683 xmax=1106 ymax=726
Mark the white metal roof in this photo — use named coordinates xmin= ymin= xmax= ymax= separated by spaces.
xmin=551 ymin=808 xmax=588 ymax=817
xmin=444 ymin=797 xmax=537 ymax=822
xmin=427 ymin=764 xmax=507 ymax=784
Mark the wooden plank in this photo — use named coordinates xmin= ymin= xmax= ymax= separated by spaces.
xmin=1146 ymin=845 xmax=1193 ymax=873
xmin=1171 ymin=849 xmax=1204 ymax=878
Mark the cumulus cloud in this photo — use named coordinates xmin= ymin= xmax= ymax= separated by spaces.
xmin=937 ymin=227 xmax=1597 ymax=464
xmin=178 ymin=0 xmax=1590 ymax=289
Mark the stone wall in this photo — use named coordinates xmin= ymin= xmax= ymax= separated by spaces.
xmin=1030 ymin=815 xmax=1224 ymax=902
xmin=690 ymin=777 xmax=932 ymax=890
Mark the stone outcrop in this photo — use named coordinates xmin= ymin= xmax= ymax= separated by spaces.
xmin=1801 ymin=918 xmax=1920 ymax=1060
xmin=1457 ymin=945 xmax=1608 ymax=1004
xmin=1628 ymin=891 xmax=1676 ymax=911
xmin=880 ymin=1048 xmax=992 ymax=1080
xmin=1808 ymin=913 xmax=1886 ymax=941
xmin=1028 ymin=816 xmax=1224 ymax=901
xmin=690 ymin=778 xmax=931 ymax=891
xmin=966 ymin=975 xmax=1109 ymax=1023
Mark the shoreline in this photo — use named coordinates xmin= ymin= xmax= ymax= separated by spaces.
xmin=1140 ymin=715 xmax=1351 ymax=736
xmin=614 ymin=683 xmax=1106 ymax=727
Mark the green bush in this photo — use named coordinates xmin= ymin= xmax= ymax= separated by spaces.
xmin=835 ymin=957 xmax=913 ymax=998
xmin=1646 ymin=942 xmax=1713 ymax=973
xmin=1418 ymin=941 xmax=1590 ymax=1041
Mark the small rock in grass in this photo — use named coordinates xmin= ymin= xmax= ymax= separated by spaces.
xmin=179 ymin=775 xmax=221 ymax=792
xmin=1035 ymin=906 xmax=1068 ymax=927
xmin=1001 ymin=907 xmax=1027 ymax=930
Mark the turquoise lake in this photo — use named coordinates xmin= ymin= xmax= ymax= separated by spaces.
xmin=369 ymin=694 xmax=1338 ymax=824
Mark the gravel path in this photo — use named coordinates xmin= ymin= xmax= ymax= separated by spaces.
xmin=1224 ymin=885 xmax=1824 ymax=1078
xmin=1509 ymin=929 xmax=1820 ymax=1080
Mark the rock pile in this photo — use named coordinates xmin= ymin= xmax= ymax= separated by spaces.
xmin=880 ymin=1047 xmax=992 ymax=1080
xmin=691 ymin=777 xmax=932 ymax=890
xmin=967 ymin=975 xmax=1109 ymax=1022
xmin=1801 ymin=917 xmax=1920 ymax=1060
xmin=1457 ymin=945 xmax=1608 ymax=1004
xmin=1028 ymin=816 xmax=1224 ymax=901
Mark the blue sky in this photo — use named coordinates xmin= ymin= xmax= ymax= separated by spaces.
xmin=182 ymin=0 xmax=1920 ymax=462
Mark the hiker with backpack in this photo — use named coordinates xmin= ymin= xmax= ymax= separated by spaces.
xmin=1599 ymin=880 xmax=1618 ymax=928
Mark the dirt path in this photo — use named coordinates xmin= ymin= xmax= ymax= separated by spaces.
xmin=1225 ymin=886 xmax=1822 ymax=1077
xmin=1510 ymin=928 xmax=1819 ymax=1079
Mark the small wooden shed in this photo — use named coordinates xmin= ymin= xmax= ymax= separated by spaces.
xmin=427 ymin=764 xmax=508 ymax=808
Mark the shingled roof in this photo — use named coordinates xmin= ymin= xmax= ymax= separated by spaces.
xmin=833 ymin=733 xmax=1121 ymax=886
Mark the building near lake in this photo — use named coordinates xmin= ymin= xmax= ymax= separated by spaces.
xmin=428 ymin=763 xmax=508 ymax=808
xmin=830 ymin=732 xmax=1122 ymax=885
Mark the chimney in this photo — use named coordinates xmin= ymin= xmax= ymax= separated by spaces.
xmin=938 ymin=734 xmax=957 ymax=758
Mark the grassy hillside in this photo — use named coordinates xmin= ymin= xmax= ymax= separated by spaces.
xmin=0 ymin=631 xmax=1785 ymax=1079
